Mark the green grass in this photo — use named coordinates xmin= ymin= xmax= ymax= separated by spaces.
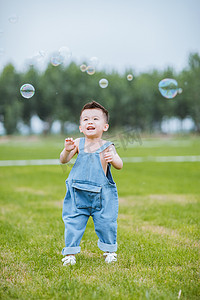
xmin=0 ymin=136 xmax=200 ymax=299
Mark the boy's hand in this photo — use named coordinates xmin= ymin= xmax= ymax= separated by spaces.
xmin=104 ymin=147 xmax=115 ymax=163
xmin=65 ymin=138 xmax=76 ymax=152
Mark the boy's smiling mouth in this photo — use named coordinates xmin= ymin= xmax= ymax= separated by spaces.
xmin=87 ymin=126 xmax=95 ymax=131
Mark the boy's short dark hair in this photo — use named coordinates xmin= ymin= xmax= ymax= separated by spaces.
xmin=80 ymin=101 xmax=109 ymax=123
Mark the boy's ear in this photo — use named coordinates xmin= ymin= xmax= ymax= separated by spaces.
xmin=103 ymin=123 xmax=109 ymax=132
xmin=79 ymin=125 xmax=83 ymax=133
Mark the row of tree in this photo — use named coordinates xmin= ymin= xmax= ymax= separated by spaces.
xmin=0 ymin=52 xmax=200 ymax=134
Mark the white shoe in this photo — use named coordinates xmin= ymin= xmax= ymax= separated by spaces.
xmin=62 ymin=255 xmax=76 ymax=266
xmin=103 ymin=252 xmax=117 ymax=263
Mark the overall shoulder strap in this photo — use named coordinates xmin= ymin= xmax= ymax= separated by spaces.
xmin=96 ymin=141 xmax=113 ymax=153
xmin=78 ymin=137 xmax=85 ymax=153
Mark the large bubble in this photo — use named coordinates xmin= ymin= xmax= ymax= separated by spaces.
xmin=158 ymin=78 xmax=178 ymax=99
xmin=20 ymin=84 xmax=35 ymax=99
xmin=99 ymin=78 xmax=108 ymax=88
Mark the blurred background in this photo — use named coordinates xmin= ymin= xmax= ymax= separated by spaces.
xmin=0 ymin=0 xmax=200 ymax=136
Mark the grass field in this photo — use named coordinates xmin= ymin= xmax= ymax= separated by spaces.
xmin=0 ymin=135 xmax=200 ymax=299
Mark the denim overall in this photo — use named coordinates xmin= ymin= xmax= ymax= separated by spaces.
xmin=62 ymin=137 xmax=118 ymax=255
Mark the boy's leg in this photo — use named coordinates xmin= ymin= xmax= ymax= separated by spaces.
xmin=92 ymin=213 xmax=118 ymax=253
xmin=62 ymin=213 xmax=89 ymax=255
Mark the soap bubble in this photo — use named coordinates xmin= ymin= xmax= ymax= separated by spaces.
xmin=99 ymin=78 xmax=108 ymax=88
xmin=127 ymin=74 xmax=133 ymax=81
xmin=80 ymin=64 xmax=87 ymax=72
xmin=38 ymin=50 xmax=46 ymax=58
xmin=29 ymin=50 xmax=46 ymax=66
xmin=8 ymin=14 xmax=19 ymax=23
xmin=178 ymin=88 xmax=183 ymax=94
xmin=20 ymin=84 xmax=35 ymax=99
xmin=51 ymin=46 xmax=71 ymax=66
xmin=158 ymin=78 xmax=178 ymax=99
xmin=87 ymin=66 xmax=95 ymax=75
xmin=51 ymin=51 xmax=62 ymax=66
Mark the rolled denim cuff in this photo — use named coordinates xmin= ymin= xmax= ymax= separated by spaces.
xmin=98 ymin=239 xmax=117 ymax=252
xmin=62 ymin=246 xmax=81 ymax=255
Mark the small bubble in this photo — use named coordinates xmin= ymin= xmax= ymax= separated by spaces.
xmin=51 ymin=51 xmax=62 ymax=66
xmin=20 ymin=84 xmax=35 ymax=99
xmin=30 ymin=50 xmax=46 ymax=66
xmin=178 ymin=88 xmax=183 ymax=94
xmin=8 ymin=14 xmax=19 ymax=23
xmin=38 ymin=50 xmax=46 ymax=58
xmin=86 ymin=65 xmax=95 ymax=75
xmin=127 ymin=74 xmax=133 ymax=81
xmin=80 ymin=64 xmax=87 ymax=72
xmin=99 ymin=78 xmax=108 ymax=88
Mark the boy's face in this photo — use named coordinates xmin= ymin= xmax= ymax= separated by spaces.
xmin=79 ymin=108 xmax=109 ymax=138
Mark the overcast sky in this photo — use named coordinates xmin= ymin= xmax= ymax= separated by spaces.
xmin=0 ymin=0 xmax=200 ymax=74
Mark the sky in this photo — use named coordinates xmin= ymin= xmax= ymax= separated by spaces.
xmin=0 ymin=0 xmax=200 ymax=74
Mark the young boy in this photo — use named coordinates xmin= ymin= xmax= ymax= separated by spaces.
xmin=60 ymin=101 xmax=123 ymax=265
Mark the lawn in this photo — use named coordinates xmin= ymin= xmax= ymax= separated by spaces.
xmin=0 ymin=135 xmax=200 ymax=299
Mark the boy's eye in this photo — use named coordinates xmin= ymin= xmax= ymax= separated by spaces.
xmin=83 ymin=118 xmax=88 ymax=121
xmin=94 ymin=118 xmax=98 ymax=120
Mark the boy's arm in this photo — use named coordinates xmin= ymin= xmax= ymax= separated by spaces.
xmin=104 ymin=144 xmax=123 ymax=170
xmin=60 ymin=138 xmax=79 ymax=164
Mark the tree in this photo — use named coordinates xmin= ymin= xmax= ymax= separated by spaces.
xmin=184 ymin=53 xmax=200 ymax=132
xmin=0 ymin=64 xmax=22 ymax=134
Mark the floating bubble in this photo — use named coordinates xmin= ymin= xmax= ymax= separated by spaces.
xmin=89 ymin=56 xmax=99 ymax=67
xmin=158 ymin=78 xmax=178 ymax=99
xmin=80 ymin=64 xmax=87 ymax=72
xmin=8 ymin=14 xmax=19 ymax=23
xmin=87 ymin=65 xmax=95 ymax=75
xmin=127 ymin=74 xmax=133 ymax=81
xmin=50 ymin=47 xmax=71 ymax=66
xmin=38 ymin=50 xmax=46 ymax=58
xmin=30 ymin=50 xmax=46 ymax=66
xmin=20 ymin=84 xmax=35 ymax=99
xmin=99 ymin=78 xmax=108 ymax=88
xmin=51 ymin=51 xmax=62 ymax=66
xmin=178 ymin=88 xmax=183 ymax=94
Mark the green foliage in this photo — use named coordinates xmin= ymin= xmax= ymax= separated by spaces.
xmin=0 ymin=53 xmax=200 ymax=134
xmin=0 ymin=64 xmax=22 ymax=134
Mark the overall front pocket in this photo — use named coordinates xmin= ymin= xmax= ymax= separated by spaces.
xmin=72 ymin=181 xmax=102 ymax=210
